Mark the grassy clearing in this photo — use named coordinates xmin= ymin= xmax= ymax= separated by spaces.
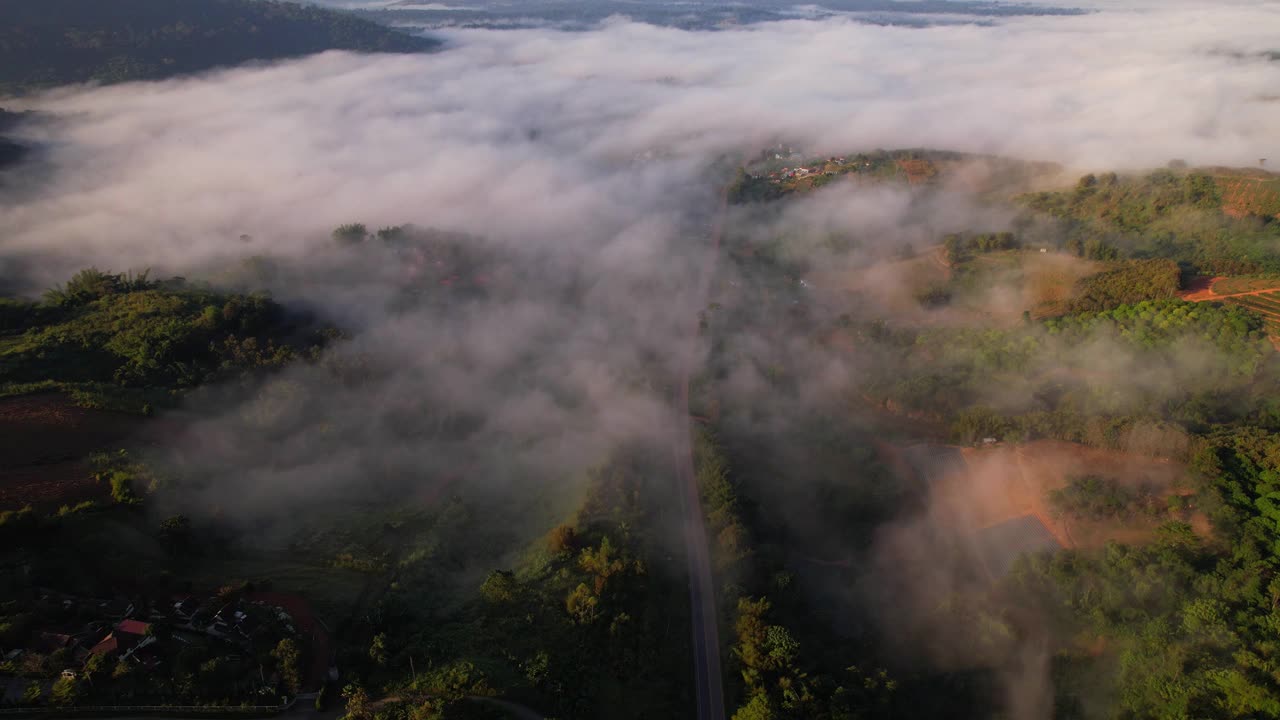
xmin=808 ymin=251 xmax=948 ymax=312
xmin=950 ymin=250 xmax=1102 ymax=319
xmin=1212 ymin=276 xmax=1280 ymax=295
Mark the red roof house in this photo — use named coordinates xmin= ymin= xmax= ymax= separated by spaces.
xmin=115 ymin=620 xmax=151 ymax=637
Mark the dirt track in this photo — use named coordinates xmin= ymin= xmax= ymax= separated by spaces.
xmin=1180 ymin=277 xmax=1280 ymax=302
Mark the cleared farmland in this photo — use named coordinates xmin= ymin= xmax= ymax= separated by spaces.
xmin=1213 ymin=175 xmax=1280 ymax=219
xmin=879 ymin=440 xmax=1201 ymax=580
xmin=1213 ymin=276 xmax=1280 ymax=295
xmin=1231 ymin=294 xmax=1280 ymax=308
xmin=1226 ymin=293 xmax=1280 ymax=316
xmin=0 ymin=393 xmax=145 ymax=510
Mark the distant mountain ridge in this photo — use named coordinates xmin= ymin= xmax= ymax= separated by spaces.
xmin=0 ymin=0 xmax=439 ymax=94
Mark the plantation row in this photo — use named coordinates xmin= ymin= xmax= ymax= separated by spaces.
xmin=1226 ymin=293 xmax=1280 ymax=318
xmin=1217 ymin=177 xmax=1280 ymax=219
xmin=1211 ymin=276 xmax=1280 ymax=295
xmin=1044 ymin=299 xmax=1265 ymax=351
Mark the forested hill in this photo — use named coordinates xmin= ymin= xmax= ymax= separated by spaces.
xmin=0 ymin=0 xmax=439 ymax=94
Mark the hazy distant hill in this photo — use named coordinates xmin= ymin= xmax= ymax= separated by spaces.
xmin=0 ymin=0 xmax=439 ymax=94
xmin=347 ymin=0 xmax=1084 ymax=32
xmin=0 ymin=108 xmax=27 ymax=171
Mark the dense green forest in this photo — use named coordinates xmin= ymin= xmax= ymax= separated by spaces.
xmin=1066 ymin=258 xmax=1180 ymax=312
xmin=1020 ymin=169 xmax=1280 ymax=274
xmin=0 ymin=0 xmax=438 ymax=93
xmin=1002 ymin=429 xmax=1280 ymax=718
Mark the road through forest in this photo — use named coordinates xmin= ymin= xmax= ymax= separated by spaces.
xmin=672 ymin=184 xmax=729 ymax=720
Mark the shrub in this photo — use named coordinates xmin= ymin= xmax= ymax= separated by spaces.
xmin=332 ymin=223 xmax=368 ymax=245
xmin=1047 ymin=475 xmax=1162 ymax=520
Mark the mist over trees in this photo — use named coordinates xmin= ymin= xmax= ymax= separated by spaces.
xmin=0 ymin=268 xmax=330 ymax=412
xmin=4 ymin=1 xmax=1280 ymax=718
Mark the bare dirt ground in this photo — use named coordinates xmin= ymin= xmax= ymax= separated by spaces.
xmin=1178 ymin=275 xmax=1222 ymax=301
xmin=875 ymin=439 xmax=1205 ymax=565
xmin=0 ymin=393 xmax=145 ymax=510
xmin=896 ymin=158 xmax=938 ymax=185
xmin=944 ymin=440 xmax=1200 ymax=550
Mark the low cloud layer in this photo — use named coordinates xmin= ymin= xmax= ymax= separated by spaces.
xmin=0 ymin=1 xmax=1272 ymax=515
xmin=1 ymin=4 xmax=1278 ymax=278
xmin=0 ymin=5 xmax=1274 ymax=712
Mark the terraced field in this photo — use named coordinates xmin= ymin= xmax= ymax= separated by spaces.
xmin=1223 ymin=291 xmax=1280 ymax=337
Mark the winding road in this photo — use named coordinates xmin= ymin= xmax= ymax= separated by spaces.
xmin=672 ymin=185 xmax=729 ymax=720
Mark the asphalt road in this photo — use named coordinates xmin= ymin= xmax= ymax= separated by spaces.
xmin=672 ymin=186 xmax=728 ymax=720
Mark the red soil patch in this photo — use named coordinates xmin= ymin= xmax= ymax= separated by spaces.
xmin=1178 ymin=275 xmax=1222 ymax=301
xmin=947 ymin=441 xmax=1199 ymax=550
xmin=1180 ymin=277 xmax=1280 ymax=303
xmin=878 ymin=440 xmax=1200 ymax=553
xmin=896 ymin=158 xmax=938 ymax=185
xmin=0 ymin=393 xmax=145 ymax=510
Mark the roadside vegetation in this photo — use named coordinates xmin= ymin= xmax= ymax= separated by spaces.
xmin=693 ymin=430 xmax=898 ymax=720
xmin=331 ymin=446 xmax=694 ymax=719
